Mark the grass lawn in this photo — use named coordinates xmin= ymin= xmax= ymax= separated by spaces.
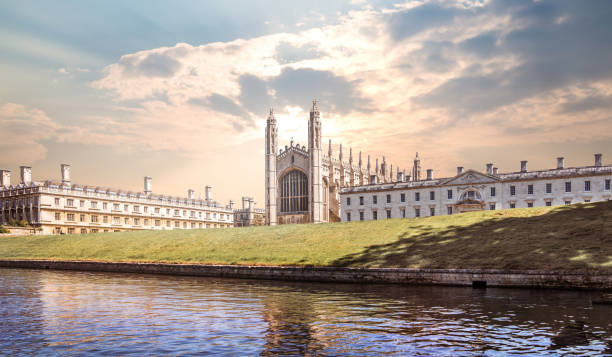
xmin=0 ymin=201 xmax=611 ymax=271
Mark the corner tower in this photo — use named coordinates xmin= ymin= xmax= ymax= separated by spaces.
xmin=265 ymin=108 xmax=278 ymax=225
xmin=308 ymin=100 xmax=323 ymax=223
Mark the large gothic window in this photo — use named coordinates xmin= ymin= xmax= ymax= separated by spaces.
xmin=280 ymin=170 xmax=308 ymax=213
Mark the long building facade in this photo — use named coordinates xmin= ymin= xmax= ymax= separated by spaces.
xmin=340 ymin=154 xmax=612 ymax=222
xmin=265 ymin=100 xmax=401 ymax=225
xmin=0 ymin=164 xmax=234 ymax=234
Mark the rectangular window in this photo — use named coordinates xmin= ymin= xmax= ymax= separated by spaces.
xmin=124 ymin=204 xmax=129 ymax=211
xmin=155 ymin=220 xmax=161 ymax=227
xmin=103 ymin=202 xmax=108 ymax=210
xmin=67 ymin=228 xmax=75 ymax=234
xmin=91 ymin=215 xmax=98 ymax=223
xmin=584 ymin=199 xmax=590 ymax=203
xmin=527 ymin=202 xmax=533 ymax=208
xmin=490 ymin=187 xmax=496 ymax=197
xmin=67 ymin=199 xmax=74 ymax=207
xmin=546 ymin=183 xmax=552 ymax=194
xmin=447 ymin=190 xmax=452 ymax=199
xmin=447 ymin=206 xmax=452 ymax=215
xmin=103 ymin=216 xmax=108 ymax=223
xmin=80 ymin=214 xmax=85 ymax=222
xmin=527 ymin=184 xmax=534 ymax=195
xmin=430 ymin=207 xmax=435 ymax=216
xmin=124 ymin=217 xmax=129 ymax=224
xmin=67 ymin=213 xmax=75 ymax=221
xmin=386 ymin=194 xmax=391 ymax=204
xmin=489 ymin=203 xmax=496 ymax=210
xmin=415 ymin=192 xmax=420 ymax=201
xmin=415 ymin=208 xmax=420 ymax=217
xmin=133 ymin=205 xmax=140 ymax=213
xmin=80 ymin=200 xmax=85 ymax=207
xmin=584 ymin=181 xmax=591 ymax=192
xmin=373 ymin=195 xmax=378 ymax=205
xmin=155 ymin=207 xmax=160 ymax=214
xmin=510 ymin=186 xmax=516 ymax=196
xmin=134 ymin=218 xmax=140 ymax=225
xmin=359 ymin=196 xmax=364 ymax=205
xmin=113 ymin=217 xmax=120 ymax=224
xmin=54 ymin=212 xmax=61 ymax=220
xmin=401 ymin=208 xmax=406 ymax=218
xmin=346 ymin=212 xmax=351 ymax=221
xmin=430 ymin=191 xmax=435 ymax=200
xmin=400 ymin=193 xmax=406 ymax=202
xmin=565 ymin=200 xmax=571 ymax=205
xmin=113 ymin=203 xmax=120 ymax=210
xmin=359 ymin=211 xmax=364 ymax=221
xmin=606 ymin=179 xmax=611 ymax=190
xmin=54 ymin=198 xmax=60 ymax=205
xmin=91 ymin=201 xmax=98 ymax=209
xmin=545 ymin=201 xmax=552 ymax=207
xmin=565 ymin=182 xmax=571 ymax=192
xmin=373 ymin=210 xmax=378 ymax=220
xmin=386 ymin=210 xmax=391 ymax=219
xmin=510 ymin=202 xmax=516 ymax=209
xmin=144 ymin=206 xmax=148 ymax=213
xmin=80 ymin=228 xmax=87 ymax=234
xmin=347 ymin=197 xmax=351 ymax=206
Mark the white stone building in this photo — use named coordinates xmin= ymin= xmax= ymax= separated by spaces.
xmin=233 ymin=196 xmax=265 ymax=227
xmin=265 ymin=100 xmax=400 ymax=225
xmin=0 ymin=164 xmax=235 ymax=234
xmin=341 ymin=154 xmax=612 ymax=222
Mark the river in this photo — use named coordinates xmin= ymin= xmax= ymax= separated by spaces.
xmin=1 ymin=268 xmax=611 ymax=355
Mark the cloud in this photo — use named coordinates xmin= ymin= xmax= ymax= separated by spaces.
xmin=119 ymin=52 xmax=182 ymax=78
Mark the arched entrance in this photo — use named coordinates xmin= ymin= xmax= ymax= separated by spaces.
xmin=455 ymin=188 xmax=485 ymax=213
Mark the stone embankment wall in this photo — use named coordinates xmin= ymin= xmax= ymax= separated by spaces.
xmin=1 ymin=260 xmax=611 ymax=290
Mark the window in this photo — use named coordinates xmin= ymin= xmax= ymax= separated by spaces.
xmin=584 ymin=181 xmax=591 ymax=192
xmin=54 ymin=212 xmax=61 ymax=220
xmin=386 ymin=210 xmax=391 ymax=219
xmin=54 ymin=198 xmax=60 ymax=205
xmin=545 ymin=201 xmax=552 ymax=207
xmin=489 ymin=204 xmax=495 ymax=210
xmin=565 ymin=182 xmax=571 ymax=193
xmin=124 ymin=204 xmax=129 ymax=211
xmin=415 ymin=192 xmax=420 ymax=201
xmin=415 ymin=208 xmax=420 ymax=217
xmin=103 ymin=216 xmax=108 ymax=223
xmin=447 ymin=206 xmax=452 ymax=215
xmin=80 ymin=200 xmax=85 ymax=207
xmin=90 ymin=229 xmax=98 ymax=233
xmin=155 ymin=207 xmax=160 ymax=214
xmin=386 ymin=194 xmax=391 ymax=204
xmin=66 ymin=199 xmax=74 ymax=207
xmin=80 ymin=228 xmax=87 ymax=234
xmin=510 ymin=186 xmax=516 ymax=196
xmin=133 ymin=205 xmax=140 ymax=213
xmin=174 ymin=209 xmax=180 ymax=216
xmin=373 ymin=195 xmax=378 ymax=205
xmin=67 ymin=228 xmax=75 ymax=234
xmin=359 ymin=211 xmax=364 ymax=221
xmin=401 ymin=208 xmax=406 ymax=218
xmin=167 ymin=209 xmax=171 ymax=215
xmin=565 ymin=200 xmax=571 ymax=205
xmin=175 ymin=221 xmax=180 ymax=228
xmin=527 ymin=184 xmax=534 ymax=195
xmin=606 ymin=179 xmax=611 ymax=190
xmin=91 ymin=215 xmax=98 ymax=223
xmin=510 ymin=202 xmax=516 ymax=209
xmin=103 ymin=202 xmax=108 ymax=210
xmin=80 ymin=214 xmax=85 ymax=222
xmin=447 ymin=190 xmax=453 ymax=199
xmin=346 ymin=212 xmax=351 ymax=221
xmin=113 ymin=217 xmax=120 ymax=224
xmin=430 ymin=191 xmax=435 ymax=200
xmin=67 ymin=213 xmax=75 ymax=221
xmin=91 ymin=201 xmax=98 ymax=209
xmin=155 ymin=220 xmax=161 ymax=227
xmin=359 ymin=196 xmax=364 ymax=205
xmin=166 ymin=220 xmax=171 ymax=227
xmin=584 ymin=199 xmax=590 ymax=203
xmin=124 ymin=217 xmax=129 ymax=224
xmin=527 ymin=202 xmax=533 ymax=208
xmin=546 ymin=183 xmax=552 ymax=194
xmin=346 ymin=197 xmax=351 ymax=206
xmin=400 ymin=193 xmax=405 ymax=202
xmin=134 ymin=218 xmax=140 ymax=225
xmin=490 ymin=187 xmax=496 ymax=197
xmin=113 ymin=203 xmax=120 ymax=210
xmin=373 ymin=210 xmax=378 ymax=220
xmin=279 ymin=170 xmax=309 ymax=213
xmin=144 ymin=206 xmax=148 ymax=213
xmin=430 ymin=207 xmax=435 ymax=216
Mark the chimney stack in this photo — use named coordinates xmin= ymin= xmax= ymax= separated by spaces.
xmin=370 ymin=175 xmax=378 ymax=184
xmin=229 ymin=200 xmax=235 ymax=210
xmin=187 ymin=189 xmax=195 ymax=200
xmin=457 ymin=166 xmax=464 ymax=175
xmin=595 ymin=153 xmax=602 ymax=167
xmin=520 ymin=160 xmax=528 ymax=173
xmin=248 ymin=198 xmax=254 ymax=209
xmin=20 ymin=166 xmax=32 ymax=185
xmin=0 ymin=170 xmax=10 ymax=187
xmin=486 ymin=163 xmax=493 ymax=175
xmin=397 ymin=171 xmax=405 ymax=182
xmin=405 ymin=174 xmax=411 ymax=181
xmin=144 ymin=176 xmax=152 ymax=195
xmin=61 ymin=164 xmax=71 ymax=185
xmin=557 ymin=157 xmax=564 ymax=169
xmin=205 ymin=185 xmax=212 ymax=201
xmin=426 ymin=169 xmax=433 ymax=180
xmin=493 ymin=167 xmax=498 ymax=175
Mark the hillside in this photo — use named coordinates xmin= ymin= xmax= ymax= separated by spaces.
xmin=0 ymin=201 xmax=611 ymax=271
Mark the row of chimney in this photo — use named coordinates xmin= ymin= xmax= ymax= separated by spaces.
xmin=367 ymin=153 xmax=604 ymax=184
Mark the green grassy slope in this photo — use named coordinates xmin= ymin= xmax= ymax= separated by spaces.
xmin=0 ymin=201 xmax=611 ymax=270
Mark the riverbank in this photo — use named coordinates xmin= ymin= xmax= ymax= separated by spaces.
xmin=2 ymin=259 xmax=612 ymax=289
xmin=0 ymin=201 xmax=610 ymax=271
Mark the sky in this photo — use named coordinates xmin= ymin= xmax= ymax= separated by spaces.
xmin=1 ymin=0 xmax=612 ymax=206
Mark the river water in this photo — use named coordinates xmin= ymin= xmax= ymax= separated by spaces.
xmin=1 ymin=268 xmax=611 ymax=356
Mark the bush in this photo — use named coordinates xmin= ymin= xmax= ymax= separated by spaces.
xmin=17 ymin=220 xmax=28 ymax=227
xmin=0 ymin=226 xmax=9 ymax=234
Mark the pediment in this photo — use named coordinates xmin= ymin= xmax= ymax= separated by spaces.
xmin=441 ymin=169 xmax=500 ymax=186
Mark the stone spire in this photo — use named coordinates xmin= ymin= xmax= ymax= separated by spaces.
xmin=267 ymin=107 xmax=276 ymax=123
xmin=376 ymin=157 xmax=379 ymax=176
xmin=358 ymin=151 xmax=362 ymax=167
xmin=349 ymin=147 xmax=353 ymax=165
xmin=412 ymin=152 xmax=421 ymax=181
xmin=265 ymin=107 xmax=278 ymax=225
xmin=328 ymin=139 xmax=332 ymax=157
xmin=367 ymin=155 xmax=371 ymax=172
xmin=339 ymin=143 xmax=343 ymax=162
